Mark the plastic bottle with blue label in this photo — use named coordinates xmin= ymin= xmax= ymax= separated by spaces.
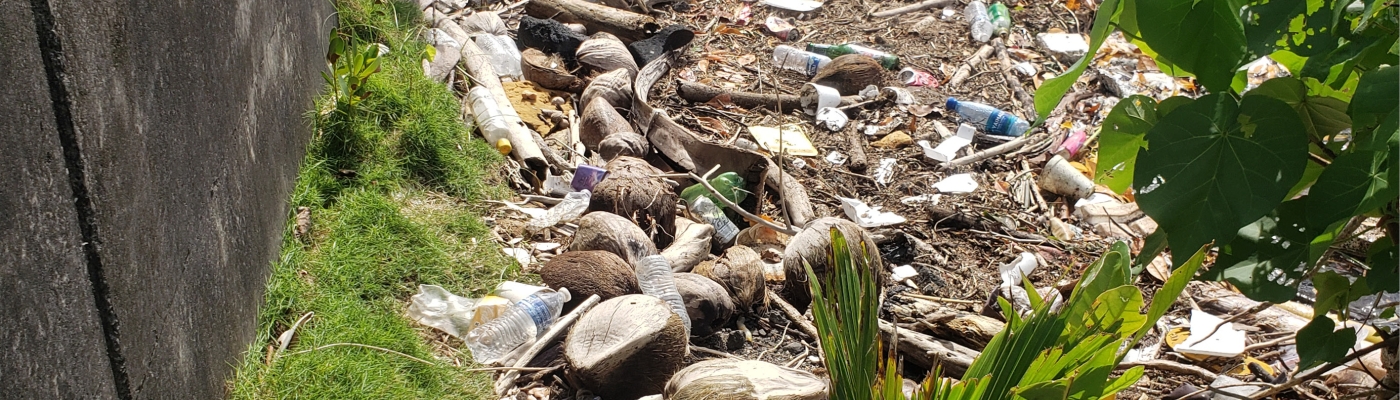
xmin=946 ymin=97 xmax=1029 ymax=137
xmin=772 ymin=45 xmax=832 ymax=76
xmin=464 ymin=288 xmax=571 ymax=364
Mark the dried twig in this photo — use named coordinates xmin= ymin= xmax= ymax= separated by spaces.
xmin=690 ymin=345 xmax=742 ymax=359
xmin=1116 ymin=359 xmax=1219 ymax=381
xmin=1186 ymin=302 xmax=1274 ymax=347
xmin=768 ymin=288 xmax=819 ymax=340
xmin=948 ymin=45 xmax=995 ymax=87
xmin=870 ymin=0 xmax=956 ymax=17
xmin=945 ymin=132 xmax=1044 ymax=167
xmin=1247 ymin=337 xmax=1399 ymax=399
xmin=898 ymin=293 xmax=982 ymax=305
xmin=687 ymin=171 xmax=800 ymax=235
xmin=284 ymin=343 xmax=436 ymax=366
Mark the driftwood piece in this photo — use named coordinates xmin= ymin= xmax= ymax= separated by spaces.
xmin=948 ymin=44 xmax=995 ymax=87
xmin=524 ymin=0 xmax=660 ymax=43
xmin=675 ymin=272 xmax=736 ymax=336
xmin=565 ymin=295 xmax=688 ymax=400
xmin=569 ymin=211 xmax=657 ymax=267
xmin=589 ymin=157 xmax=679 ymax=247
xmin=661 ymin=218 xmax=714 ymax=272
xmin=540 ymin=251 xmax=641 ymax=312
xmin=694 ymin=246 xmax=766 ymax=313
xmin=460 ymin=40 xmax=548 ymax=174
xmin=844 ymin=124 xmax=870 ymax=172
xmin=880 ymin=321 xmax=978 ymax=378
xmin=1189 ymin=282 xmax=1310 ymax=333
xmin=920 ymin=314 xmax=1005 ymax=350
xmin=993 ymin=38 xmax=1037 ymax=120
xmin=781 ymin=218 xmax=886 ymax=313
xmin=677 ymin=81 xmax=861 ymax=112
xmin=664 ymin=359 xmax=827 ymax=400
xmin=871 ymin=0 xmax=957 ymax=17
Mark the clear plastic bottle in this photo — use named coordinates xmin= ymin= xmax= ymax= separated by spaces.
xmin=634 ymin=255 xmax=691 ymax=333
xmin=988 ymin=3 xmax=1011 ymax=35
xmin=527 ymin=190 xmax=591 ymax=231
xmin=772 ymin=45 xmax=832 ymax=76
xmin=474 ymin=34 xmax=523 ymax=79
xmin=464 ymin=288 xmax=572 ymax=364
xmin=679 ymin=172 xmax=747 ymax=209
xmin=965 ymin=1 xmax=993 ymax=43
xmin=946 ymin=97 xmax=1030 ymax=137
xmin=689 ymin=196 xmax=739 ymax=245
xmin=467 ymin=86 xmax=513 ymax=154
xmin=805 ymin=43 xmax=900 ymax=70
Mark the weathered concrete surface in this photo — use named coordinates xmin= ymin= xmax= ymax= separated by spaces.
xmin=0 ymin=0 xmax=330 ymax=398
xmin=0 ymin=1 xmax=119 ymax=397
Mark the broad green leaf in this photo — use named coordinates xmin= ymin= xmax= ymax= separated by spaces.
xmin=1014 ymin=379 xmax=1069 ymax=399
xmin=1064 ymin=243 xmax=1132 ymax=324
xmin=1295 ymin=317 xmax=1356 ymax=370
xmin=1349 ymin=66 xmax=1399 ymax=134
xmin=1134 ymin=93 xmax=1309 ymax=254
xmin=1102 ymin=366 xmax=1144 ymax=395
xmin=1286 ymin=159 xmax=1327 ymax=199
xmin=1245 ymin=0 xmax=1349 ymax=58
xmin=1305 ymin=149 xmax=1396 ymax=228
xmin=1368 ymin=237 xmax=1398 ymax=293
xmin=1312 ymin=271 xmax=1367 ymax=318
xmin=1132 ymin=229 xmax=1167 ymax=272
xmin=1156 ymin=96 xmax=1193 ymax=117
xmin=1032 ymin=0 xmax=1122 ymax=123
xmin=1136 ymin=0 xmax=1249 ymax=92
xmin=1300 ymin=35 xmax=1380 ymax=80
xmin=1085 ymin=286 xmax=1146 ymax=336
xmin=1209 ymin=199 xmax=1345 ymax=302
xmin=1244 ymin=77 xmax=1352 ymax=141
xmin=1096 ymin=96 xmax=1159 ymax=193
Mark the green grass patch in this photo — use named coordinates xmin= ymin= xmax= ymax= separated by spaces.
xmin=227 ymin=0 xmax=518 ymax=397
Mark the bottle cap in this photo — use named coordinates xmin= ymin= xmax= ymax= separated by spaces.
xmin=945 ymin=97 xmax=958 ymax=110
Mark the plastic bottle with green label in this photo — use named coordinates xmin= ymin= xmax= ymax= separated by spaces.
xmin=680 ymin=172 xmax=747 ymax=209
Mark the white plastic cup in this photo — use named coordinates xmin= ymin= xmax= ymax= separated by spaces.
xmin=799 ymin=83 xmax=841 ymax=115
xmin=1039 ymin=155 xmax=1094 ymax=199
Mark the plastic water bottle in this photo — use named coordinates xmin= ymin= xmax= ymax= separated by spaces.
xmin=772 ymin=45 xmax=832 ymax=76
xmin=689 ymin=196 xmax=739 ymax=245
xmin=527 ymin=190 xmax=591 ymax=231
xmin=475 ymin=34 xmax=523 ymax=79
xmin=635 ymin=255 xmax=691 ymax=333
xmin=805 ymin=43 xmax=900 ymax=70
xmin=966 ymin=1 xmax=993 ymax=42
xmin=946 ymin=97 xmax=1030 ymax=137
xmin=988 ymin=3 xmax=1011 ymax=35
xmin=680 ymin=172 xmax=747 ymax=209
xmin=467 ymin=86 xmax=513 ymax=155
xmin=464 ymin=288 xmax=572 ymax=364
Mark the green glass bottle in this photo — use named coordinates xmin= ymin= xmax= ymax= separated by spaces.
xmin=680 ymin=172 xmax=747 ymax=209
xmin=988 ymin=3 xmax=1011 ymax=35
xmin=805 ymin=43 xmax=900 ymax=70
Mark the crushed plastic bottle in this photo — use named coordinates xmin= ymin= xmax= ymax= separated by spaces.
xmin=680 ymin=172 xmax=748 ymax=209
xmin=467 ymin=86 xmax=513 ymax=155
xmin=965 ymin=1 xmax=993 ymax=42
xmin=634 ymin=255 xmax=691 ymax=333
xmin=689 ymin=196 xmax=740 ymax=245
xmin=527 ymin=190 xmax=591 ymax=231
xmin=988 ymin=3 xmax=1011 ymax=35
xmin=772 ymin=45 xmax=832 ymax=76
xmin=946 ymin=97 xmax=1029 ymax=137
xmin=805 ymin=43 xmax=900 ymax=69
xmin=464 ymin=288 xmax=571 ymax=364
xmin=474 ymin=34 xmax=523 ymax=79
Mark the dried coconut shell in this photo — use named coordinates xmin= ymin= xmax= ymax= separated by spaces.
xmin=522 ymin=48 xmax=584 ymax=92
xmin=598 ymin=131 xmax=650 ymax=160
xmin=664 ymin=359 xmax=827 ymax=400
xmin=661 ymin=218 xmax=714 ymax=272
xmin=540 ymin=251 xmax=641 ymax=312
xmin=589 ymin=157 xmax=678 ymax=248
xmin=780 ymin=217 xmax=886 ymax=312
xmin=566 ymin=295 xmax=688 ymax=400
xmin=693 ymin=245 xmax=766 ymax=313
xmin=569 ymin=211 xmax=656 ymax=267
xmin=812 ymin=54 xmax=888 ymax=95
xmin=674 ymin=272 xmax=735 ymax=336
xmin=577 ymin=32 xmax=640 ymax=74
xmin=579 ymin=98 xmax=633 ymax=152
xmin=579 ymin=68 xmax=635 ymax=111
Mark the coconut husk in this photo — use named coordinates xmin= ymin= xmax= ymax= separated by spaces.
xmin=565 ymin=295 xmax=688 ymax=400
xmin=569 ymin=211 xmax=657 ymax=267
xmin=577 ymin=32 xmax=640 ymax=74
xmin=598 ymin=131 xmax=650 ymax=160
xmin=522 ymin=48 xmax=584 ymax=92
xmin=589 ymin=156 xmax=678 ymax=248
xmin=780 ymin=217 xmax=887 ymax=313
xmin=580 ymin=68 xmax=635 ymax=111
xmin=664 ymin=359 xmax=827 ymax=400
xmin=540 ymin=251 xmax=641 ymax=312
xmin=812 ymin=54 xmax=888 ymax=95
xmin=674 ymin=272 xmax=736 ymax=336
xmin=661 ymin=218 xmax=714 ymax=272
xmin=579 ymin=98 xmax=633 ymax=152
xmin=693 ymin=245 xmax=766 ymax=313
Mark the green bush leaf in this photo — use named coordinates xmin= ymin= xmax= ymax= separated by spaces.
xmin=1244 ymin=0 xmax=1349 ymax=58
xmin=1136 ymin=0 xmax=1248 ymax=92
xmin=1368 ymin=237 xmax=1398 ymax=293
xmin=1209 ymin=199 xmax=1345 ymax=302
xmin=1312 ymin=271 xmax=1367 ymax=318
xmin=1095 ymin=96 xmax=1159 ymax=193
xmin=1032 ymin=0 xmax=1122 ymax=123
xmin=1244 ymin=77 xmax=1352 ymax=141
xmin=1134 ymin=93 xmax=1309 ymax=254
xmin=1134 ymin=244 xmax=1207 ymax=344
xmin=1295 ymin=317 xmax=1356 ymax=370
xmin=1305 ymin=148 xmax=1396 ymax=228
xmin=1350 ymin=66 xmax=1399 ymax=137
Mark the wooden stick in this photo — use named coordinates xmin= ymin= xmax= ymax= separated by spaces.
xmin=945 ymin=132 xmax=1044 ymax=167
xmin=948 ymin=44 xmax=995 ymax=87
xmin=677 ymin=82 xmax=861 ymax=112
xmin=898 ymin=293 xmax=982 ymax=305
xmin=870 ymin=0 xmax=956 ymax=18
xmin=844 ymin=124 xmax=870 ymax=173
xmin=1247 ymin=337 xmax=1399 ymax=399
xmin=1116 ymin=359 xmax=1219 ymax=381
xmin=768 ymin=288 xmax=818 ymax=340
xmin=993 ymin=38 xmax=1038 ymax=120
xmin=690 ymin=345 xmax=742 ymax=359
xmin=493 ymin=294 xmax=602 ymax=395
xmin=879 ymin=321 xmax=979 ymax=377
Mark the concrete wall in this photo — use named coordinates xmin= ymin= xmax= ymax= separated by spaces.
xmin=1 ymin=0 xmax=330 ymax=398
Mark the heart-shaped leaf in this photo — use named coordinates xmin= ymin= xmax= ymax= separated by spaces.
xmin=1296 ymin=317 xmax=1356 ymax=370
xmin=1136 ymin=0 xmax=1249 ymax=92
xmin=1096 ymin=96 xmax=1158 ymax=193
xmin=1134 ymin=93 xmax=1309 ymax=255
xmin=1245 ymin=77 xmax=1352 ymax=141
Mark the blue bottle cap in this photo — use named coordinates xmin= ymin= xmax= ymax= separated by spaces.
xmin=945 ymin=97 xmax=958 ymax=110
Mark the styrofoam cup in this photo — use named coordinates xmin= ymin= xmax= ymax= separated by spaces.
xmin=799 ymin=83 xmax=840 ymax=115
xmin=1039 ymin=155 xmax=1094 ymax=199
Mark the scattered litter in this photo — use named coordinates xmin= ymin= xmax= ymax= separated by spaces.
xmin=898 ymin=67 xmax=937 ymax=87
xmin=799 ymin=83 xmax=841 ymax=115
xmin=891 ymin=265 xmax=919 ymax=283
xmin=997 ymin=252 xmax=1037 ymax=288
xmin=825 ymin=151 xmax=849 ymax=165
xmin=749 ymin=124 xmax=820 ymax=156
xmin=838 ymin=197 xmax=907 ymax=228
xmin=760 ymin=0 xmax=823 ymax=12
xmin=815 ymin=107 xmax=848 ymax=131
xmin=920 ymin=123 xmax=976 ymax=162
xmin=527 ymin=190 xmax=591 ymax=231
xmin=572 ymin=165 xmax=608 ymax=191
xmin=544 ymin=172 xmax=573 ymax=196
xmin=932 ymin=173 xmax=978 ymax=193
xmin=1013 ymin=62 xmax=1037 ymax=76
xmin=1037 ymin=32 xmax=1089 ymax=62
xmin=764 ymin=16 xmax=796 ymax=40
xmin=791 ymin=158 xmax=807 ymax=169
xmin=874 ymin=158 xmax=897 ymax=185
xmin=407 ymin=284 xmax=481 ymax=338
xmin=859 ymin=85 xmax=881 ymax=100
xmin=533 ymin=242 xmax=562 ymax=252
xmin=1056 ymin=129 xmax=1089 ymax=159
xmin=899 ymin=194 xmax=941 ymax=205
xmin=495 ymin=281 xmax=548 ymax=302
xmin=500 ymin=200 xmax=548 ymax=219
xmin=1039 ymin=155 xmax=1094 ymax=199
xmin=947 ymin=97 xmax=1029 ymax=137
xmin=502 ymin=247 xmax=534 ymax=267
xmin=882 ymin=87 xmax=916 ymax=105
xmin=1174 ymin=309 xmax=1246 ymax=358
